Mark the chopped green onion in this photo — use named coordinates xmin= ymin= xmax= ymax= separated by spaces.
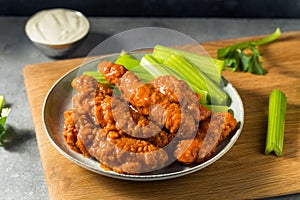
xmin=153 ymin=45 xmax=223 ymax=84
xmin=265 ymin=89 xmax=287 ymax=156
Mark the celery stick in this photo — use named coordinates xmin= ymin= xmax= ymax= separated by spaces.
xmin=265 ymin=89 xmax=287 ymax=156
xmin=115 ymin=53 xmax=140 ymax=70
xmin=140 ymin=54 xmax=170 ymax=77
xmin=133 ymin=72 xmax=154 ymax=83
xmin=163 ymin=54 xmax=228 ymax=105
xmin=254 ymin=28 xmax=281 ymax=46
xmin=83 ymin=71 xmax=115 ymax=88
xmin=163 ymin=55 xmax=207 ymax=90
xmin=203 ymin=105 xmax=228 ymax=112
xmin=83 ymin=71 xmax=104 ymax=81
xmin=141 ymin=54 xmax=208 ymax=104
xmin=83 ymin=69 xmax=153 ymax=85
xmin=83 ymin=71 xmax=110 ymax=83
xmin=141 ymin=54 xmax=184 ymax=80
xmin=115 ymin=52 xmax=154 ymax=83
xmin=153 ymin=45 xmax=223 ymax=84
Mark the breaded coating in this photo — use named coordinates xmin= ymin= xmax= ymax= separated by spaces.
xmin=93 ymin=80 xmax=171 ymax=147
xmin=62 ymin=61 xmax=239 ymax=174
xmin=174 ymin=112 xmax=237 ymax=165
xmin=150 ymin=75 xmax=204 ymax=121
xmin=98 ymin=61 xmax=208 ymax=138
xmin=62 ymin=109 xmax=90 ymax=157
xmin=67 ymin=75 xmax=170 ymax=173
xmin=98 ymin=60 xmax=127 ymax=84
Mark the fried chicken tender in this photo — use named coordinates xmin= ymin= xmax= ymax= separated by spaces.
xmin=98 ymin=61 xmax=211 ymax=122
xmin=68 ymin=75 xmax=169 ymax=173
xmin=98 ymin=61 xmax=209 ymax=138
xmin=150 ymin=75 xmax=209 ymax=121
xmin=120 ymin=72 xmax=198 ymax=137
xmin=76 ymin=120 xmax=169 ymax=174
xmin=64 ymin=109 xmax=169 ymax=174
xmin=63 ymin=109 xmax=90 ymax=157
xmin=98 ymin=60 xmax=127 ymax=84
xmin=174 ymin=112 xmax=238 ymax=165
xmin=62 ymin=61 xmax=239 ymax=174
xmin=92 ymin=78 xmax=171 ymax=147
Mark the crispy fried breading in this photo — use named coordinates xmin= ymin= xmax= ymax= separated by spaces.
xmin=62 ymin=61 xmax=238 ymax=174
xmin=174 ymin=112 xmax=238 ymax=165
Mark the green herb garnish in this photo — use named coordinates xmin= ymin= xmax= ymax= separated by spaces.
xmin=0 ymin=95 xmax=11 ymax=146
xmin=218 ymin=28 xmax=281 ymax=75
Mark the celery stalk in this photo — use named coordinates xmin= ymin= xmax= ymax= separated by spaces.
xmin=115 ymin=52 xmax=140 ymax=70
xmin=265 ymin=89 xmax=287 ymax=156
xmin=217 ymin=28 xmax=281 ymax=75
xmin=153 ymin=45 xmax=223 ymax=84
xmin=83 ymin=71 xmax=104 ymax=81
xmin=83 ymin=71 xmax=116 ymax=88
xmin=253 ymin=28 xmax=281 ymax=46
xmin=203 ymin=105 xmax=228 ymax=112
xmin=163 ymin=54 xmax=228 ymax=105
xmin=114 ymin=52 xmax=154 ymax=83
xmin=140 ymin=54 xmax=170 ymax=77
xmin=141 ymin=54 xmax=208 ymax=104
xmin=141 ymin=54 xmax=185 ymax=80
xmin=83 ymin=71 xmax=112 ymax=85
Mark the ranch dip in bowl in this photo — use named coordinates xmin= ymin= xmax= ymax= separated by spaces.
xmin=25 ymin=8 xmax=90 ymax=57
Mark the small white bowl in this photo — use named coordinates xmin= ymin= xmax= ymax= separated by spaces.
xmin=25 ymin=8 xmax=90 ymax=58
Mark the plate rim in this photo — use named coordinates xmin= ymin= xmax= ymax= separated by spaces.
xmin=42 ymin=54 xmax=245 ymax=181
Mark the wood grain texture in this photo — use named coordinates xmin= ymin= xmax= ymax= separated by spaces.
xmin=23 ymin=31 xmax=300 ymax=200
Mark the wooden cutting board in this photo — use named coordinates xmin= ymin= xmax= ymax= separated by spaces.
xmin=23 ymin=31 xmax=300 ymax=200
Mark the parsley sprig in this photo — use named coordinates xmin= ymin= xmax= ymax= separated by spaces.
xmin=0 ymin=95 xmax=11 ymax=146
xmin=218 ymin=28 xmax=281 ymax=75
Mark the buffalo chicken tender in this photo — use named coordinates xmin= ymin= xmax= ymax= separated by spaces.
xmin=61 ymin=60 xmax=238 ymax=174
xmin=98 ymin=61 xmax=209 ymax=137
xmin=68 ymin=75 xmax=169 ymax=173
xmin=174 ymin=112 xmax=237 ymax=165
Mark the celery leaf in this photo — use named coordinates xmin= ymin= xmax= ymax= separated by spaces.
xmin=218 ymin=28 xmax=281 ymax=75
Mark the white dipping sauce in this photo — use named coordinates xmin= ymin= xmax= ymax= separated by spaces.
xmin=25 ymin=8 xmax=90 ymax=45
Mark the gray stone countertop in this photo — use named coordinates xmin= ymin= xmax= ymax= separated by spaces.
xmin=0 ymin=16 xmax=300 ymax=200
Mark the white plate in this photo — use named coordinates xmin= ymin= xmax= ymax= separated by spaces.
xmin=42 ymin=53 xmax=244 ymax=181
